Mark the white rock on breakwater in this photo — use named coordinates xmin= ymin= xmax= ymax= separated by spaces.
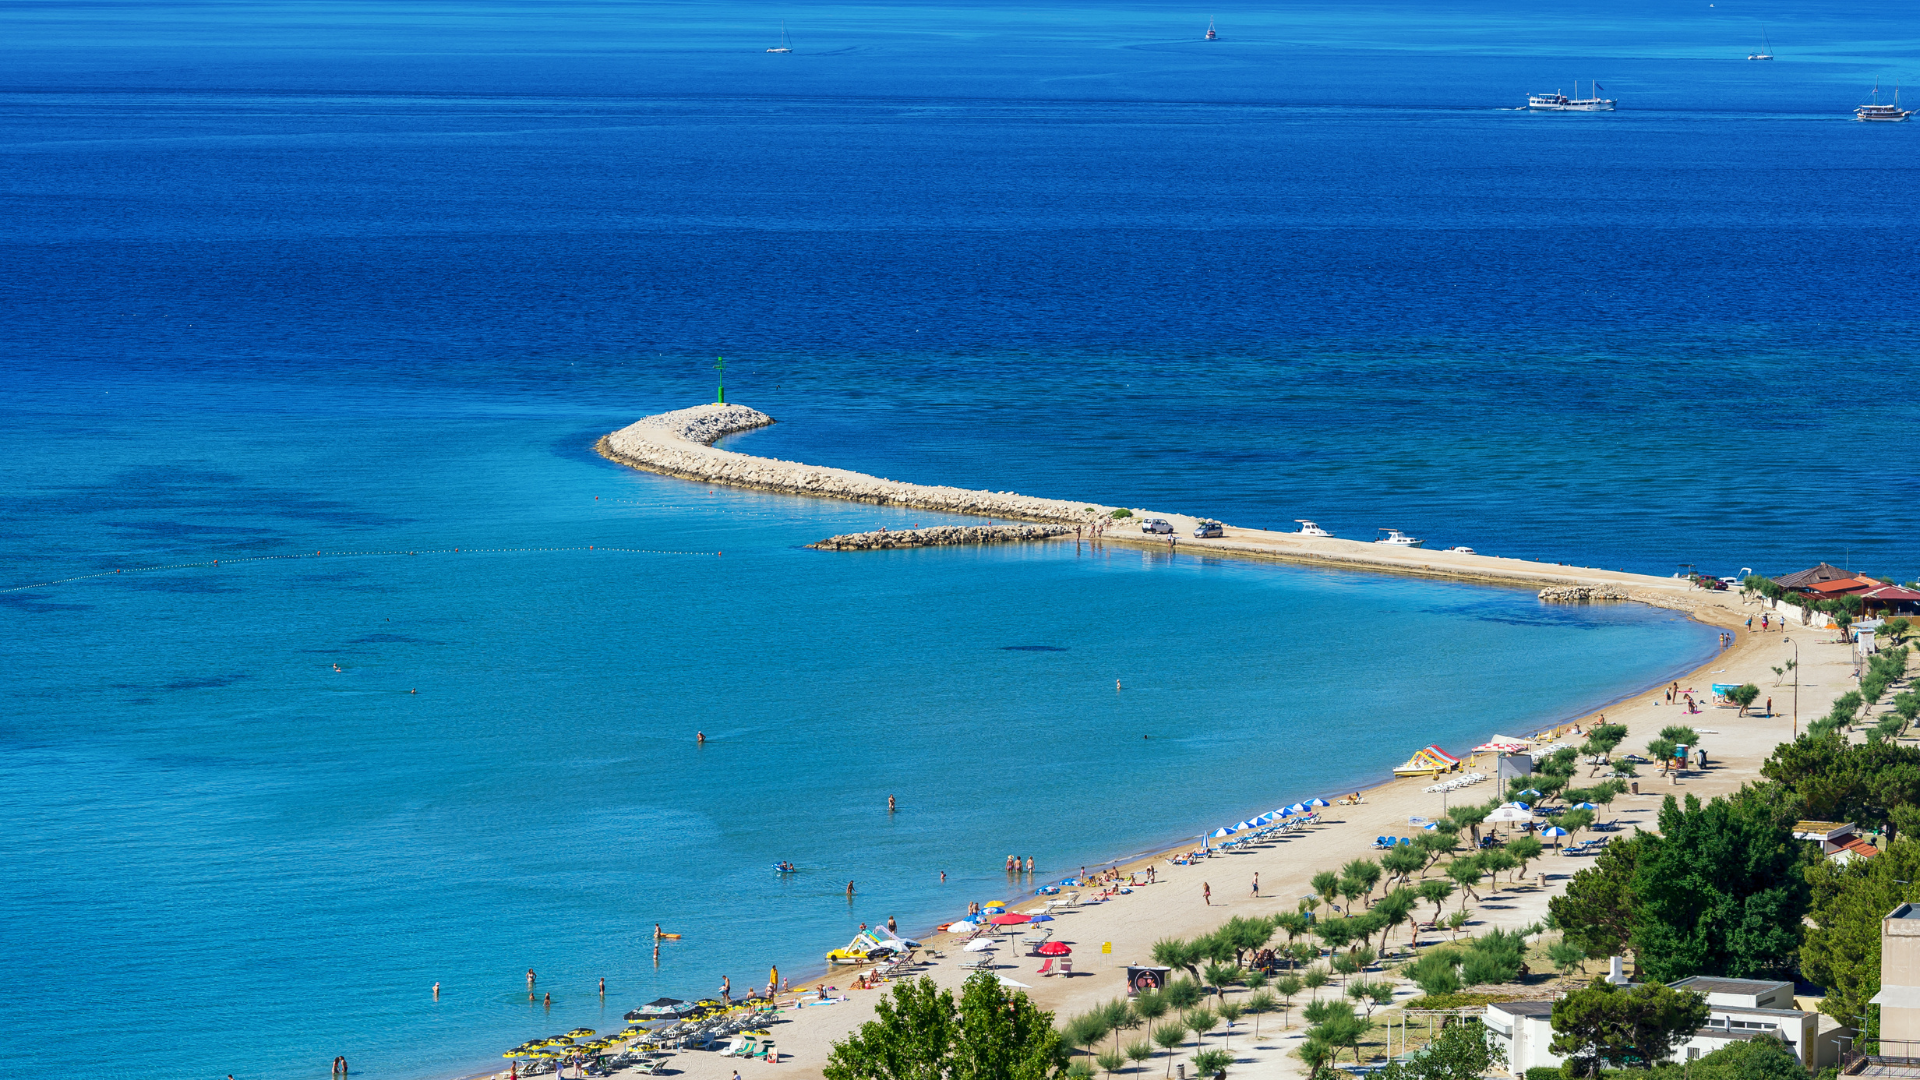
xmin=809 ymin=525 xmax=1073 ymax=551
xmin=598 ymin=403 xmax=1110 ymax=524
xmin=1539 ymin=585 xmax=1632 ymax=602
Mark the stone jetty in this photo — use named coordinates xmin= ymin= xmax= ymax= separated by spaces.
xmin=809 ymin=525 xmax=1072 ymax=551
xmin=598 ymin=403 xmax=1109 ymax=524
xmin=1538 ymin=585 xmax=1633 ymax=602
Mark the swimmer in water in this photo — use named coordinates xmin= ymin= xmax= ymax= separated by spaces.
xmin=696 ymin=731 xmax=706 ymax=744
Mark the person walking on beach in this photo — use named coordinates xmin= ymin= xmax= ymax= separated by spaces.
xmin=1202 ymin=882 xmax=1211 ymax=905
xmin=1251 ymin=872 xmax=1259 ymax=896
xmin=1766 ymin=697 xmax=1772 ymax=715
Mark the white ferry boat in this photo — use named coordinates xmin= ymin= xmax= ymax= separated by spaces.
xmin=1295 ymin=520 xmax=1333 ymax=538
xmin=1857 ymin=83 xmax=1911 ymax=122
xmin=1528 ymin=81 xmax=1615 ymax=111
xmin=1374 ymin=528 xmax=1423 ymax=548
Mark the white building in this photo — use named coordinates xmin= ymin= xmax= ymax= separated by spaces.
xmin=1484 ymin=974 xmax=1840 ymax=1074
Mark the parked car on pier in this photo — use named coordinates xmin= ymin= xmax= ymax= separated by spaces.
xmin=1141 ymin=518 xmax=1174 ymax=534
xmin=1193 ymin=520 xmax=1224 ymax=538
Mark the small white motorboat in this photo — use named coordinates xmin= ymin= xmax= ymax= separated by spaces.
xmin=1295 ymin=520 xmax=1332 ymax=537
xmin=1375 ymin=528 xmax=1423 ymax=548
xmin=1446 ymin=546 xmax=1476 ymax=555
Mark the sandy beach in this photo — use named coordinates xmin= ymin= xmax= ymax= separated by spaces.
xmin=564 ymin=402 xmax=1862 ymax=1080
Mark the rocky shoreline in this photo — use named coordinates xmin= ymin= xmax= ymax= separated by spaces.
xmin=808 ymin=525 xmax=1073 ymax=551
xmin=1538 ymin=585 xmax=1633 ymax=602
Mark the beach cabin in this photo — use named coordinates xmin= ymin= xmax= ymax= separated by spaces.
xmin=1794 ymin=821 xmax=1880 ymax=865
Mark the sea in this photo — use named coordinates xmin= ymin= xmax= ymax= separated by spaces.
xmin=2 ymin=1 xmax=1915 ymax=1078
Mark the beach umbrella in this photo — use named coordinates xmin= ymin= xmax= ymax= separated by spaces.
xmin=997 ymin=976 xmax=1032 ymax=988
xmin=1210 ymin=826 xmax=1237 ymax=838
xmin=1520 ymin=788 xmax=1542 ymax=797
xmin=984 ymin=899 xmax=1007 ymax=908
xmin=1289 ymin=802 xmax=1310 ymax=814
xmin=1572 ymin=801 xmax=1597 ymax=810
xmin=946 ymin=921 xmax=978 ymax=933
xmin=1308 ymin=797 xmax=1330 ymax=807
xmin=990 ymin=912 xmax=1032 ymax=925
xmin=1485 ymin=805 xmax=1531 ymax=824
xmin=1029 ymin=914 xmax=1054 ymax=923
xmin=567 ymin=1029 xmax=596 ymax=1038
xmin=1035 ymin=941 xmax=1071 ymax=956
xmin=1541 ymin=826 xmax=1568 ymax=836
xmin=964 ymin=938 xmax=996 ymax=952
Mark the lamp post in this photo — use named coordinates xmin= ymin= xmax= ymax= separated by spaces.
xmin=1784 ymin=636 xmax=1799 ymax=737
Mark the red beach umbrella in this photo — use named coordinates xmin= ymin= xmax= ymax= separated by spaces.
xmin=989 ymin=912 xmax=1032 ymax=925
xmin=1035 ymin=941 xmax=1071 ymax=956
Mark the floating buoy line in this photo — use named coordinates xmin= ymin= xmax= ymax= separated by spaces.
xmin=3 ymin=545 xmax=724 ymax=594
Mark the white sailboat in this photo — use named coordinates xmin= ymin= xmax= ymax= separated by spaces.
xmin=767 ymin=21 xmax=792 ymax=53
xmin=1205 ymin=16 xmax=1218 ymax=40
xmin=1749 ymin=30 xmax=1774 ymax=60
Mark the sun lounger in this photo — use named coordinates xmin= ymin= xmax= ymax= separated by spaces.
xmin=1036 ymin=957 xmax=1055 ymax=977
xmin=959 ymin=957 xmax=990 ymax=971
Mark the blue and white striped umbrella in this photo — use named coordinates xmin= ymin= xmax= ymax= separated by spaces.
xmin=1210 ymin=826 xmax=1237 ymax=838
xmin=1308 ymin=797 xmax=1330 ymax=808
xmin=1572 ymin=802 xmax=1597 ymax=810
xmin=1541 ymin=826 xmax=1569 ymax=837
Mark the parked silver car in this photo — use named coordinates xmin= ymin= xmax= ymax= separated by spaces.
xmin=1193 ymin=520 xmax=1223 ymax=538
xmin=1141 ymin=518 xmax=1174 ymax=535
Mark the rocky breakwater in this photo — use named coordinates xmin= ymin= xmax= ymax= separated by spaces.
xmin=598 ymin=403 xmax=1109 ymax=525
xmin=809 ymin=525 xmax=1072 ymax=551
xmin=1539 ymin=585 xmax=1633 ymax=602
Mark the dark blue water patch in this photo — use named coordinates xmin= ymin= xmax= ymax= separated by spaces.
xmin=342 ymin=632 xmax=441 ymax=645
xmin=160 ymin=673 xmax=249 ymax=691
xmin=1002 ymin=644 xmax=1069 ymax=651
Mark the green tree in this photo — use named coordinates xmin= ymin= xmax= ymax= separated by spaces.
xmin=826 ymin=972 xmax=1066 ymax=1080
xmin=1507 ymin=835 xmax=1545 ymax=883
xmin=1302 ymin=965 xmax=1330 ymax=1001
xmin=1242 ymin=990 xmax=1275 ymax=1038
xmin=1383 ymin=845 xmax=1425 ymax=885
xmin=1215 ymin=1001 xmax=1242 ymax=1048
xmin=1764 ymin=733 xmax=1920 ymax=835
xmin=1190 ymin=1049 xmax=1232 ymax=1079
xmin=1550 ymin=832 xmax=1645 ymax=960
xmin=1343 ymin=859 xmax=1384 ymax=904
xmin=1299 ymin=1037 xmax=1336 ymax=1080
xmin=1151 ymin=1024 xmax=1187 ymax=1077
xmin=1310 ymin=870 xmax=1341 ymax=910
xmin=1548 ymin=977 xmax=1709 ymax=1076
xmin=1375 ymin=887 xmax=1418 ymax=951
xmin=1415 ymin=827 xmax=1460 ymax=871
xmin=1646 ymin=1035 xmax=1808 ymax=1080
xmin=1445 ymin=857 xmax=1484 ymax=906
xmin=1404 ymin=949 xmax=1463 ymax=997
xmin=1124 ymin=1042 xmax=1154 ymax=1074
xmin=1801 ymin=836 xmax=1920 ymax=1033
xmin=1272 ymin=975 xmax=1303 ymax=1028
xmin=1480 ymin=848 xmax=1521 ymax=887
xmin=1548 ymin=939 xmax=1588 ymax=977
xmin=1164 ymin=979 xmax=1203 ymax=1010
xmin=1729 ymin=684 xmax=1761 ymax=715
xmin=1096 ymin=1051 xmax=1124 ymax=1077
xmin=1632 ymin=794 xmax=1810 ymax=982
xmin=1152 ymin=938 xmax=1202 ymax=984
xmin=1372 ymin=1016 xmax=1504 ymax=1080
xmin=1416 ymin=878 xmax=1454 ymax=921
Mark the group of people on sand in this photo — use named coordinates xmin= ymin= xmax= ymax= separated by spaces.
xmin=1664 ymin=682 xmax=1702 ymax=714
xmin=1745 ymin=613 xmax=1783 ymax=632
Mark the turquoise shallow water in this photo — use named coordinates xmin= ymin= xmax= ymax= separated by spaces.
xmin=2 ymin=403 xmax=1713 ymax=1080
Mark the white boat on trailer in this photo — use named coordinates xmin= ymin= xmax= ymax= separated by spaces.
xmin=1374 ymin=528 xmax=1423 ymax=548
xmin=1295 ymin=520 xmax=1333 ymax=538
xmin=1528 ymin=81 xmax=1615 ymax=111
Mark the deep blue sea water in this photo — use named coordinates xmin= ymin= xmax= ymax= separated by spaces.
xmin=2 ymin=2 xmax=1915 ymax=1079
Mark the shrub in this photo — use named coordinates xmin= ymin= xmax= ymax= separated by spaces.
xmin=1110 ymin=508 xmax=1133 ymax=519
